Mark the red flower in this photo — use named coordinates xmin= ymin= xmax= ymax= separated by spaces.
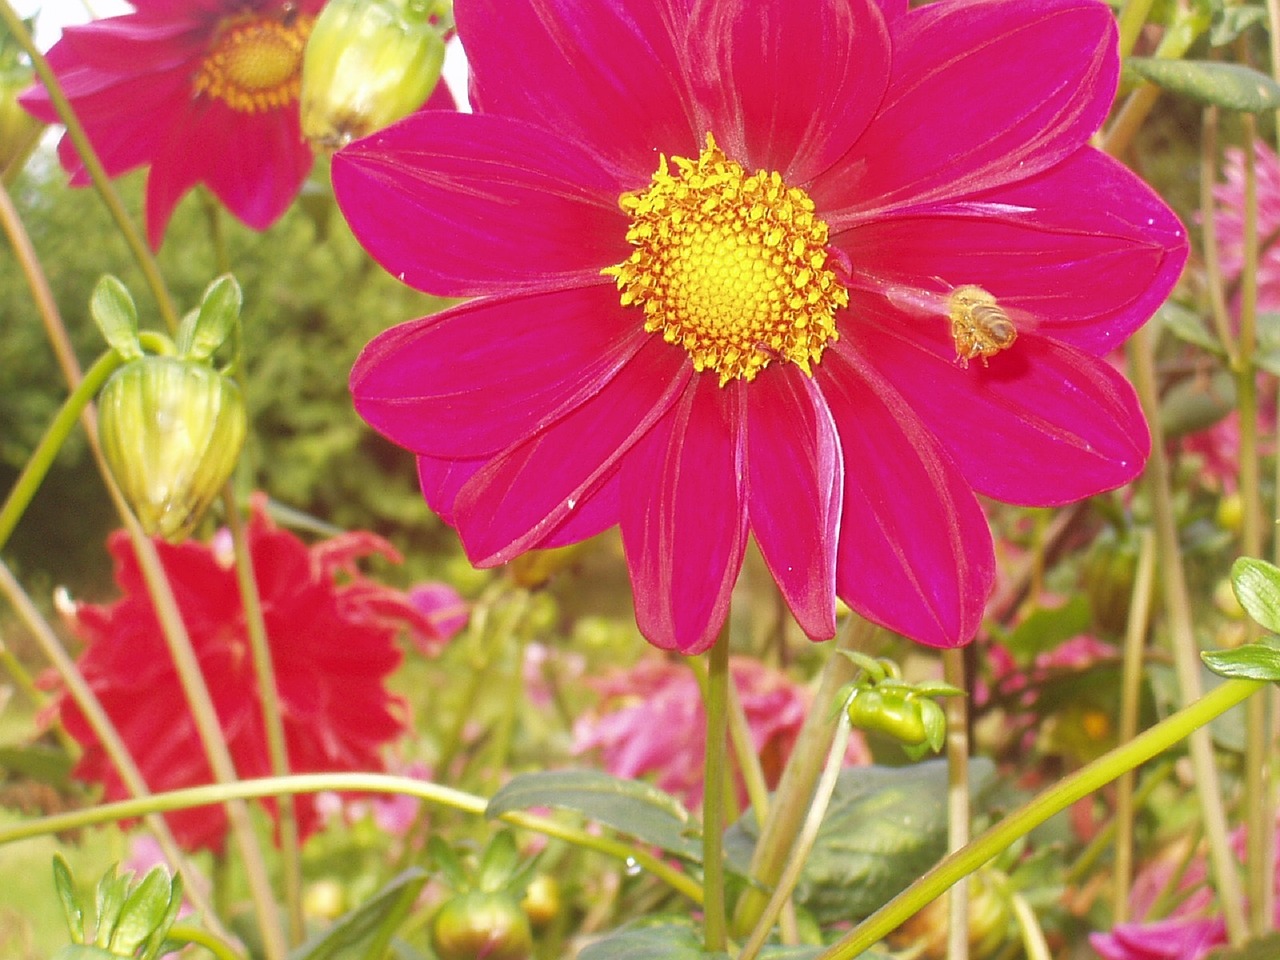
xmin=61 ymin=499 xmax=420 ymax=852
xmin=21 ymin=0 xmax=325 ymax=248
xmin=334 ymin=0 xmax=1187 ymax=654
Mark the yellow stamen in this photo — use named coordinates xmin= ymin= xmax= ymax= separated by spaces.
xmin=193 ymin=11 xmax=315 ymax=114
xmin=603 ymin=133 xmax=847 ymax=385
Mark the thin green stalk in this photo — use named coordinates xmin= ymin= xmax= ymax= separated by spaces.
xmin=1009 ymin=892 xmax=1051 ymax=960
xmin=0 ymin=0 xmax=179 ymax=331
xmin=0 ymin=352 xmax=120 ymax=550
xmin=1101 ymin=11 xmax=1200 ymax=158
xmin=0 ymin=558 xmax=227 ymax=939
xmin=0 ymin=771 xmax=706 ymax=904
xmin=1130 ymin=319 xmax=1247 ymax=943
xmin=1112 ymin=529 xmax=1157 ymax=923
xmin=169 ymin=925 xmax=245 ymax=960
xmin=732 ymin=614 xmax=877 ymax=936
xmin=125 ymin=529 xmax=287 ymax=960
xmin=816 ymin=678 xmax=1264 ymax=960
xmin=942 ymin=648 xmax=969 ymax=960
xmin=1200 ymin=107 xmax=1238 ymax=366
xmin=223 ymin=492 xmax=304 ymax=948
xmin=702 ymin=622 xmax=731 ymax=954
xmin=1116 ymin=0 xmax=1157 ymax=59
xmin=739 ymin=720 xmax=852 ymax=960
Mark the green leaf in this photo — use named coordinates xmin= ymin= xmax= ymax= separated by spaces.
xmin=1210 ymin=6 xmax=1268 ymax=46
xmin=93 ymin=866 xmax=130 ymax=949
xmin=0 ymin=743 xmax=74 ymax=784
xmin=1159 ymin=370 xmax=1235 ymax=439
xmin=291 ymin=869 xmax=428 ymax=960
xmin=476 ymin=831 xmax=521 ymax=892
xmin=576 ymin=924 xmax=724 ymax=960
xmin=726 ymin=760 xmax=994 ymax=924
xmin=179 ymin=274 xmax=242 ymax=361
xmin=1232 ymin=556 xmax=1280 ymax=633
xmin=51 ymin=947 xmax=119 ymax=960
xmin=52 ymin=855 xmax=85 ymax=943
xmin=109 ymin=868 xmax=175 ymax=956
xmin=1002 ymin=595 xmax=1092 ymax=665
xmin=1203 ymin=638 xmax=1280 ymax=681
xmin=487 ymin=770 xmax=700 ymax=859
xmin=1159 ymin=301 xmax=1222 ymax=355
xmin=1126 ymin=58 xmax=1280 ymax=112
xmin=90 ymin=276 xmax=142 ymax=361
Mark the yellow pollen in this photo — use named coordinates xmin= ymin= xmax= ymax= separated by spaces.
xmin=603 ymin=133 xmax=848 ymax=385
xmin=193 ymin=11 xmax=314 ymax=114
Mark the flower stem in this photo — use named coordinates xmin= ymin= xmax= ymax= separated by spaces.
xmin=941 ymin=648 xmax=969 ymax=960
xmin=1129 ymin=318 xmax=1248 ymax=943
xmin=0 ymin=771 xmax=706 ymax=903
xmin=223 ymin=493 xmax=305 ymax=947
xmin=702 ymin=621 xmax=731 ymax=954
xmin=731 ymin=613 xmax=876 ymax=937
xmin=168 ymin=924 xmax=246 ymax=960
xmin=0 ymin=0 xmax=179 ymax=331
xmin=739 ymin=718 xmax=851 ymax=960
xmin=1116 ymin=0 xmax=1156 ymax=59
xmin=0 ymin=558 xmax=228 ymax=939
xmin=815 ymin=678 xmax=1263 ymax=960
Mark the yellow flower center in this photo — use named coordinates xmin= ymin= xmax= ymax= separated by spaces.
xmin=604 ymin=134 xmax=847 ymax=385
xmin=193 ymin=11 xmax=315 ymax=114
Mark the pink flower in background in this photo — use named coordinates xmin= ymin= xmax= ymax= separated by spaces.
xmin=21 ymin=0 xmax=325 ymax=247
xmin=1213 ymin=140 xmax=1280 ymax=314
xmin=573 ymin=657 xmax=865 ymax=808
xmin=336 ymin=0 xmax=1185 ymax=655
xmin=60 ymin=498 xmax=418 ymax=852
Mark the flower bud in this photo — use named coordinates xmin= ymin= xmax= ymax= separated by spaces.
xmin=301 ymin=0 xmax=448 ymax=150
xmin=98 ymin=357 xmax=246 ymax=541
xmin=431 ymin=891 xmax=533 ymax=960
xmin=0 ymin=20 xmax=43 ymax=178
xmin=51 ymin=856 xmax=185 ymax=960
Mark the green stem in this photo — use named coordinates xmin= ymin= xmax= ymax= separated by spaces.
xmin=223 ymin=492 xmax=304 ymax=947
xmin=1130 ymin=319 xmax=1248 ymax=943
xmin=731 ymin=614 xmax=876 ymax=937
xmin=1100 ymin=11 xmax=1200 ymax=158
xmin=739 ymin=719 xmax=852 ymax=960
xmin=942 ymin=648 xmax=969 ymax=960
xmin=702 ymin=622 xmax=731 ymax=954
xmin=0 ymin=352 xmax=120 ymax=551
xmin=686 ymin=654 xmax=772 ymax=829
xmin=816 ymin=678 xmax=1264 ymax=960
xmin=0 ymin=0 xmax=179 ymax=331
xmin=168 ymin=924 xmax=245 ymax=960
xmin=1200 ymin=107 xmax=1239 ymax=366
xmin=1116 ymin=0 xmax=1157 ymax=59
xmin=0 ymin=771 xmax=705 ymax=903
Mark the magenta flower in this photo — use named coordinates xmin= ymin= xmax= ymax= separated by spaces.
xmin=1213 ymin=140 xmax=1280 ymax=314
xmin=334 ymin=0 xmax=1186 ymax=654
xmin=21 ymin=0 xmax=325 ymax=248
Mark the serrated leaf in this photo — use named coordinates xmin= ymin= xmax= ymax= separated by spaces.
xmin=487 ymin=770 xmax=700 ymax=859
xmin=1210 ymin=6 xmax=1268 ymax=46
xmin=90 ymin=276 xmax=142 ymax=361
xmin=1003 ymin=595 xmax=1092 ymax=665
xmin=52 ymin=855 xmax=84 ymax=943
xmin=1232 ymin=557 xmax=1280 ymax=633
xmin=726 ymin=760 xmax=994 ymax=924
xmin=290 ymin=869 xmax=427 ymax=960
xmin=1203 ymin=639 xmax=1280 ymax=681
xmin=1127 ymin=58 xmax=1280 ymax=112
xmin=1159 ymin=302 xmax=1222 ymax=354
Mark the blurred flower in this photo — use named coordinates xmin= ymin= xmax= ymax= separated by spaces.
xmin=573 ymin=657 xmax=866 ymax=808
xmin=336 ymin=0 xmax=1185 ymax=654
xmin=1213 ymin=140 xmax=1280 ymax=314
xmin=408 ymin=581 xmax=469 ymax=650
xmin=21 ymin=0 xmax=325 ymax=248
xmin=59 ymin=496 xmax=419 ymax=852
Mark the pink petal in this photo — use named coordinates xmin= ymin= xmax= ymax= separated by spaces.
xmin=745 ymin=371 xmax=841 ymax=639
xmin=416 ymin=455 xmax=484 ymax=527
xmin=459 ymin=0 xmax=699 ymax=182
xmin=819 ymin=349 xmax=993 ymax=647
xmin=60 ymin=15 xmax=204 ymax=71
xmin=334 ymin=112 xmax=628 ymax=298
xmin=453 ymin=340 xmax=692 ymax=565
xmin=620 ymin=378 xmax=748 ymax=654
xmin=538 ymin=469 xmax=622 ymax=548
xmin=813 ymin=0 xmax=1118 ymax=224
xmin=835 ymin=149 xmax=1188 ymax=354
xmin=687 ymin=0 xmax=889 ymax=184
xmin=846 ymin=315 xmax=1149 ymax=505
xmin=352 ymin=284 xmax=644 ymax=458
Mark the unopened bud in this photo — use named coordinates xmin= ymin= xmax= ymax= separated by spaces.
xmin=301 ymin=0 xmax=448 ymax=150
xmin=0 ymin=20 xmax=43 ymax=178
xmin=98 ymin=357 xmax=246 ymax=541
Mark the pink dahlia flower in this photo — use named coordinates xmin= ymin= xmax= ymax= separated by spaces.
xmin=59 ymin=498 xmax=423 ymax=852
xmin=334 ymin=0 xmax=1187 ymax=654
xmin=1213 ymin=140 xmax=1280 ymax=314
xmin=21 ymin=0 xmax=325 ymax=248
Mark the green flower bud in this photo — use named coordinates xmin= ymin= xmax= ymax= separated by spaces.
xmin=301 ymin=0 xmax=447 ymax=150
xmin=51 ymin=856 xmax=184 ymax=960
xmin=98 ymin=357 xmax=246 ymax=541
xmin=431 ymin=891 xmax=533 ymax=960
xmin=0 ymin=22 xmax=43 ymax=179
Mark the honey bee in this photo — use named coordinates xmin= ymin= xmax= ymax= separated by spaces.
xmin=946 ymin=285 xmax=1017 ymax=367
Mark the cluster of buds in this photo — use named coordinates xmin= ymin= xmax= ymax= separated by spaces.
xmin=92 ymin=275 xmax=247 ymax=541
xmin=50 ymin=855 xmax=185 ymax=960
xmin=0 ymin=16 xmax=43 ymax=179
xmin=836 ymin=651 xmax=961 ymax=760
xmin=300 ymin=0 xmax=452 ymax=150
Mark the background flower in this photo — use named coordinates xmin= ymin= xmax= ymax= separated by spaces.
xmin=1213 ymin=140 xmax=1280 ymax=314
xmin=21 ymin=0 xmax=325 ymax=247
xmin=335 ymin=0 xmax=1186 ymax=655
xmin=59 ymin=498 xmax=416 ymax=852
